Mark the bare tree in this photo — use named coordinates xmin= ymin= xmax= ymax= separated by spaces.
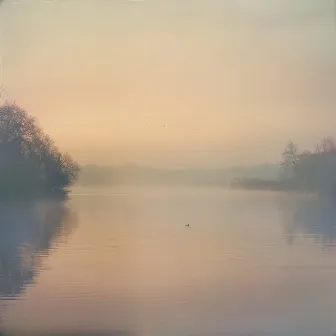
xmin=0 ymin=102 xmax=80 ymax=198
xmin=280 ymin=141 xmax=299 ymax=179
xmin=320 ymin=136 xmax=336 ymax=153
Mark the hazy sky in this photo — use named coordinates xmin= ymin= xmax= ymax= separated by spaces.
xmin=0 ymin=0 xmax=335 ymax=167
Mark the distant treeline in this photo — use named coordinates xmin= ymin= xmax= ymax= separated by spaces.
xmin=77 ymin=163 xmax=280 ymax=187
xmin=231 ymin=137 xmax=336 ymax=196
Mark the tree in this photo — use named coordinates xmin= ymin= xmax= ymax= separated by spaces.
xmin=287 ymin=137 xmax=336 ymax=194
xmin=316 ymin=136 xmax=336 ymax=153
xmin=280 ymin=141 xmax=299 ymax=180
xmin=0 ymin=102 xmax=80 ymax=198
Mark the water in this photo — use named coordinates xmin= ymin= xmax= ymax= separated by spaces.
xmin=1 ymin=187 xmax=336 ymax=336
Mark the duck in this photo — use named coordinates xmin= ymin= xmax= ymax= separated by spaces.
xmin=185 ymin=223 xmax=190 ymax=227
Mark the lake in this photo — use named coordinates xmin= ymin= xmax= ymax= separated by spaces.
xmin=1 ymin=187 xmax=336 ymax=336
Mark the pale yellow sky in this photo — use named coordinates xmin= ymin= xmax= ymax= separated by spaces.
xmin=0 ymin=0 xmax=335 ymax=167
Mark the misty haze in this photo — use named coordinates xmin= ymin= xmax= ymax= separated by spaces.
xmin=0 ymin=1 xmax=336 ymax=336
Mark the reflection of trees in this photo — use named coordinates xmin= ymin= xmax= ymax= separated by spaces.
xmin=0 ymin=200 xmax=78 ymax=323
xmin=278 ymin=195 xmax=336 ymax=247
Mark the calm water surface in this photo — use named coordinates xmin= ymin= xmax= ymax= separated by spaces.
xmin=1 ymin=187 xmax=336 ymax=336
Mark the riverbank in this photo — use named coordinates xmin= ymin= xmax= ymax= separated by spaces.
xmin=230 ymin=177 xmax=299 ymax=192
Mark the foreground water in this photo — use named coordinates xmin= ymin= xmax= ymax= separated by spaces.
xmin=0 ymin=187 xmax=336 ymax=336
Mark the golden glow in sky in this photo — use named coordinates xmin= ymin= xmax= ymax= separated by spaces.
xmin=0 ymin=0 xmax=335 ymax=166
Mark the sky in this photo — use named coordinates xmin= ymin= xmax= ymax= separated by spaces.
xmin=0 ymin=0 xmax=335 ymax=167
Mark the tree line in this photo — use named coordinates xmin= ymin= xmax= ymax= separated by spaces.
xmin=0 ymin=101 xmax=79 ymax=198
xmin=231 ymin=136 xmax=336 ymax=196
xmin=280 ymin=136 xmax=336 ymax=195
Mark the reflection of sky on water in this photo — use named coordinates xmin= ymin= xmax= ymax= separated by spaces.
xmin=2 ymin=189 xmax=336 ymax=336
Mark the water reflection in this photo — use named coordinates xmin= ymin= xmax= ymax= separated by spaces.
xmin=279 ymin=195 xmax=336 ymax=247
xmin=0 ymin=200 xmax=78 ymax=322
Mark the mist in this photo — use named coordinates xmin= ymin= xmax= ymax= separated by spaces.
xmin=2 ymin=2 xmax=336 ymax=334
xmin=0 ymin=0 xmax=335 ymax=167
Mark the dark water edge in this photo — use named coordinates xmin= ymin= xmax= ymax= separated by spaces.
xmin=229 ymin=185 xmax=307 ymax=194
xmin=230 ymin=177 xmax=336 ymax=199
xmin=1 ymin=332 xmax=135 ymax=336
xmin=0 ymin=189 xmax=70 ymax=202
xmin=230 ymin=178 xmax=299 ymax=191
xmin=230 ymin=185 xmax=336 ymax=204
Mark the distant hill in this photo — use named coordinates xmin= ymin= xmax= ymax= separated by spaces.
xmin=77 ymin=163 xmax=280 ymax=187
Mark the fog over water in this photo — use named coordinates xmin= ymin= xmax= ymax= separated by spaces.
xmin=0 ymin=188 xmax=336 ymax=336
xmin=0 ymin=1 xmax=336 ymax=336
